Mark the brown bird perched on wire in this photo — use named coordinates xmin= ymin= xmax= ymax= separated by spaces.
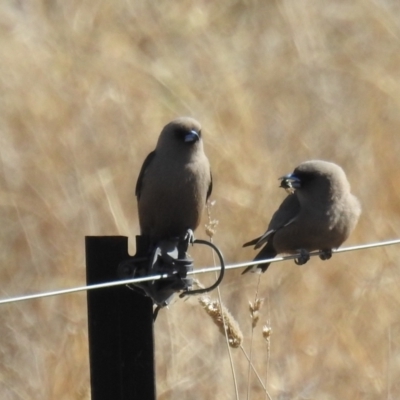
xmin=242 ymin=160 xmax=361 ymax=274
xmin=136 ymin=117 xmax=212 ymax=245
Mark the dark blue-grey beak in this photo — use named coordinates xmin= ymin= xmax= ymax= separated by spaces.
xmin=184 ymin=130 xmax=200 ymax=143
xmin=279 ymin=174 xmax=301 ymax=190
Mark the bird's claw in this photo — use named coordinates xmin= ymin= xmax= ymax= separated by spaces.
xmin=294 ymin=249 xmax=310 ymax=265
xmin=184 ymin=229 xmax=195 ymax=245
xmin=319 ymin=249 xmax=332 ymax=260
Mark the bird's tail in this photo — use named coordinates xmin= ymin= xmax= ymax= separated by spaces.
xmin=242 ymin=241 xmax=277 ymax=274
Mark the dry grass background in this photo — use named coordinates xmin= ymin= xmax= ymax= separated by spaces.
xmin=0 ymin=0 xmax=400 ymax=398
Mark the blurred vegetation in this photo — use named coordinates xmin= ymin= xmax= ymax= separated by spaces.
xmin=1 ymin=0 xmax=400 ymax=398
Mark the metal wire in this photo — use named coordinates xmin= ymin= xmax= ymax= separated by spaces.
xmin=0 ymin=238 xmax=399 ymax=306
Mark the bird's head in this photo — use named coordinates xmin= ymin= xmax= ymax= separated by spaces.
xmin=279 ymin=160 xmax=349 ymax=196
xmin=159 ymin=117 xmax=202 ymax=146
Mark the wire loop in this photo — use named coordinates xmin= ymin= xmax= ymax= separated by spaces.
xmin=179 ymin=239 xmax=225 ymax=297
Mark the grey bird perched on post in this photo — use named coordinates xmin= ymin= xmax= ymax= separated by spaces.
xmin=136 ymin=117 xmax=212 ymax=244
xmin=242 ymin=160 xmax=361 ymax=274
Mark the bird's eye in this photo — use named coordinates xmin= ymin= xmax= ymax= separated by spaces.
xmin=174 ymin=127 xmax=200 ymax=143
xmin=174 ymin=127 xmax=188 ymax=139
xmin=295 ymin=172 xmax=315 ymax=184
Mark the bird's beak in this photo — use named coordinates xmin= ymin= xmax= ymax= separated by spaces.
xmin=184 ymin=130 xmax=200 ymax=143
xmin=279 ymin=174 xmax=301 ymax=190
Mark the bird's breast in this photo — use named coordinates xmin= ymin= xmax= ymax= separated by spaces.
xmin=138 ymin=157 xmax=210 ymax=240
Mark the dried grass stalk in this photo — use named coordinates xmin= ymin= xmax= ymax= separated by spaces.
xmin=249 ymin=298 xmax=264 ymax=328
xmin=205 ymin=200 xmax=219 ymax=239
xmin=199 ymin=295 xmax=243 ymax=348
xmin=262 ymin=324 xmax=272 ymax=341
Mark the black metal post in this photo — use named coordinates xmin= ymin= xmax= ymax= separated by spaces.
xmin=86 ymin=236 xmax=156 ymax=400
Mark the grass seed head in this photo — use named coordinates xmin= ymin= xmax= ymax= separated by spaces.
xmin=199 ymin=295 xmax=243 ymax=348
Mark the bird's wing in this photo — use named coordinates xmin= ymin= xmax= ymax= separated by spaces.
xmin=269 ymin=194 xmax=300 ymax=228
xmin=135 ymin=151 xmax=156 ymax=199
xmin=244 ymin=194 xmax=301 ymax=249
xmin=206 ymin=171 xmax=213 ymax=201
xmin=243 ymin=235 xmax=264 ymax=248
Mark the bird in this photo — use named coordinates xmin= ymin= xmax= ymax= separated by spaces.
xmin=242 ymin=160 xmax=361 ymax=274
xmin=135 ymin=117 xmax=212 ymax=247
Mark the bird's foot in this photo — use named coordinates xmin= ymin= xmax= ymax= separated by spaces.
xmin=319 ymin=249 xmax=332 ymax=261
xmin=183 ymin=229 xmax=195 ymax=245
xmin=294 ymin=249 xmax=310 ymax=265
